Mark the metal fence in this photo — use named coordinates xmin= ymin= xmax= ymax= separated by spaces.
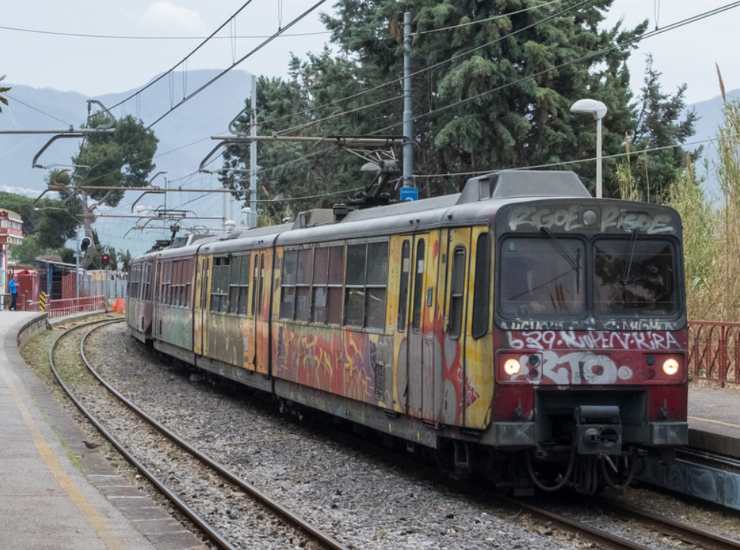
xmin=688 ymin=321 xmax=740 ymax=387
xmin=46 ymin=295 xmax=106 ymax=320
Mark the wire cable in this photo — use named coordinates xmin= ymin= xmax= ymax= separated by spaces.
xmin=108 ymin=0 xmax=259 ymax=111
xmin=4 ymin=93 xmax=74 ymax=126
xmin=0 ymin=24 xmax=330 ymax=40
xmin=146 ymin=0 xmax=327 ymax=129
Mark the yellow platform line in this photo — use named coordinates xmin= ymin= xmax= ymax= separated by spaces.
xmin=0 ymin=368 xmax=121 ymax=550
xmin=689 ymin=415 xmax=740 ymax=430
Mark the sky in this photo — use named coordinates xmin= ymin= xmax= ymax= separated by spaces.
xmin=1 ymin=0 xmax=737 ymax=105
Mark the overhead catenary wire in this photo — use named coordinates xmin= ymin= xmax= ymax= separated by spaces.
xmin=146 ymin=0 xmax=327 ymax=129
xmin=108 ymin=0 xmax=259 ymax=111
xmin=4 ymin=93 xmax=74 ymax=126
xmin=0 ymin=24 xmax=330 ymax=40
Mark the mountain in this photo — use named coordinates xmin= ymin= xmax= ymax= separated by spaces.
xmin=0 ymin=74 xmax=736 ymax=254
xmin=0 ymin=70 xmax=253 ymax=255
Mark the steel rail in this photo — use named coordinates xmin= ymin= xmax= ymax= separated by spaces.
xmin=80 ymin=320 xmax=345 ymax=550
xmin=600 ymin=498 xmax=740 ymax=550
xmin=502 ymin=497 xmax=648 ymax=550
xmin=49 ymin=317 xmax=235 ymax=550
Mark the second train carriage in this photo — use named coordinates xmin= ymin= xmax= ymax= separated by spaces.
xmin=127 ymin=170 xmax=689 ymax=492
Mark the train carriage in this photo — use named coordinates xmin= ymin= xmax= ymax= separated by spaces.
xmin=126 ymin=257 xmax=155 ymax=342
xmin=128 ymin=170 xmax=688 ymax=493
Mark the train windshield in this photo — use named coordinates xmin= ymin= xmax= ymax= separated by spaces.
xmin=594 ymin=237 xmax=677 ymax=315
xmin=499 ymin=237 xmax=586 ymax=316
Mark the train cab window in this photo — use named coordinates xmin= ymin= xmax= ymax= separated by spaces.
xmin=594 ymin=238 xmax=677 ymax=316
xmin=210 ymin=256 xmax=230 ymax=313
xmin=280 ymin=250 xmax=298 ymax=319
xmin=227 ymin=255 xmax=249 ymax=315
xmin=411 ymin=240 xmax=425 ymax=330
xmin=295 ymin=249 xmax=314 ymax=321
xmin=344 ymin=242 xmax=388 ymax=329
xmin=447 ymin=247 xmax=466 ymax=338
xmin=397 ymin=240 xmax=411 ymax=330
xmin=499 ymin=237 xmax=585 ymax=316
xmin=472 ymin=233 xmax=491 ymax=338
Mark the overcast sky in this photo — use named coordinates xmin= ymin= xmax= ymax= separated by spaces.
xmin=1 ymin=0 xmax=737 ymax=105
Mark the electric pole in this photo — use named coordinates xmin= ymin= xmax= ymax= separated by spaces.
xmin=401 ymin=10 xmax=417 ymax=201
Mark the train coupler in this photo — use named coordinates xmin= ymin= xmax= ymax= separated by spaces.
xmin=574 ymin=405 xmax=622 ymax=455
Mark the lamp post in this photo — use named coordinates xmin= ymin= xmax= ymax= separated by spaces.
xmin=570 ymin=99 xmax=608 ymax=198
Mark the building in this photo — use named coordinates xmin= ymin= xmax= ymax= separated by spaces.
xmin=0 ymin=209 xmax=24 ymax=309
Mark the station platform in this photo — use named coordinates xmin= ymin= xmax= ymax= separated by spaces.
xmin=0 ymin=312 xmax=201 ymax=549
xmin=688 ymin=385 xmax=740 ymax=458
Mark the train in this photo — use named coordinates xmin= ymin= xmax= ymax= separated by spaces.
xmin=126 ymin=170 xmax=688 ymax=494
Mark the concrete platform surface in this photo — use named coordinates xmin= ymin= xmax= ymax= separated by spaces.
xmin=0 ymin=312 xmax=156 ymax=549
xmin=688 ymin=385 xmax=740 ymax=458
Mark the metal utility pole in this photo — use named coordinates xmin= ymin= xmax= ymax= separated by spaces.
xmin=401 ymin=11 xmax=417 ymax=201
xmin=249 ymin=75 xmax=258 ymax=228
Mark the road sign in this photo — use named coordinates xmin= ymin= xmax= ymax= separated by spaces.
xmin=400 ymin=186 xmax=418 ymax=201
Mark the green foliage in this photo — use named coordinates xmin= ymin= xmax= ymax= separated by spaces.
xmin=0 ymin=75 xmax=9 ymax=112
xmin=72 ymin=114 xmax=158 ymax=207
xmin=11 ymin=234 xmax=45 ymax=264
xmin=628 ymin=55 xmax=697 ymax=202
xmin=0 ymin=191 xmax=79 ymax=249
xmin=120 ymin=249 xmax=133 ymax=272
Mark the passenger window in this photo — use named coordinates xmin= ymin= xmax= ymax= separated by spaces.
xmin=327 ymin=246 xmax=344 ymax=325
xmin=472 ymin=233 xmax=491 ymax=338
xmin=295 ymin=249 xmax=313 ymax=321
xmin=411 ymin=240 xmax=425 ymax=330
xmin=447 ymin=247 xmax=466 ymax=338
xmin=210 ymin=256 xmax=230 ymax=312
xmin=397 ymin=240 xmax=411 ymax=330
xmin=343 ymin=242 xmax=388 ymax=329
xmin=228 ymin=255 xmax=249 ymax=316
xmin=311 ymin=248 xmax=329 ymax=323
xmin=280 ymin=250 xmax=298 ymax=320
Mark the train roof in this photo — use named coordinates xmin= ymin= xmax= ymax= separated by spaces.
xmin=131 ymin=170 xmax=681 ymax=260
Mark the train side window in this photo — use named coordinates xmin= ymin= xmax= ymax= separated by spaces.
xmin=210 ymin=256 xmax=230 ymax=313
xmin=472 ymin=233 xmax=490 ymax=338
xmin=397 ymin=240 xmax=411 ymax=330
xmin=411 ymin=240 xmax=425 ymax=330
xmin=295 ymin=248 xmax=313 ymax=321
xmin=344 ymin=244 xmax=366 ymax=326
xmin=280 ymin=250 xmax=297 ymax=320
xmin=447 ymin=247 xmax=466 ymax=338
xmin=311 ymin=247 xmax=329 ymax=323
xmin=327 ymin=246 xmax=344 ymax=325
xmin=251 ymin=253 xmax=259 ymax=316
xmin=365 ymin=242 xmax=388 ymax=329
xmin=228 ymin=255 xmax=249 ymax=315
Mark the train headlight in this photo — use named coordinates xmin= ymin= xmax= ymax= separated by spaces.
xmin=662 ymin=358 xmax=680 ymax=376
xmin=503 ymin=358 xmax=521 ymax=376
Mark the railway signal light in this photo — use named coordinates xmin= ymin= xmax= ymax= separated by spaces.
xmin=101 ymin=253 xmax=110 ymax=267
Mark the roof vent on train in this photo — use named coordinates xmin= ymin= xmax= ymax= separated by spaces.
xmin=456 ymin=170 xmax=591 ymax=204
xmin=292 ymin=208 xmax=336 ymax=229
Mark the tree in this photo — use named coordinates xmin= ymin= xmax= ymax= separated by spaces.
xmin=121 ymin=249 xmax=133 ymax=272
xmin=627 ymin=55 xmax=697 ymax=202
xmin=0 ymin=191 xmax=79 ymax=249
xmin=0 ymin=75 xmax=9 ymax=112
xmin=72 ymin=114 xmax=158 ymax=207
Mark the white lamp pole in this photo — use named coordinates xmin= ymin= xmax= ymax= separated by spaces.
xmin=570 ymin=99 xmax=608 ymax=198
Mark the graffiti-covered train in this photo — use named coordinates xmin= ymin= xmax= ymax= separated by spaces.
xmin=127 ymin=170 xmax=688 ymax=494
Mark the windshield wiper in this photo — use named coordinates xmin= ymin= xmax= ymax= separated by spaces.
xmin=622 ymin=229 xmax=640 ymax=285
xmin=539 ymin=227 xmax=581 ymax=292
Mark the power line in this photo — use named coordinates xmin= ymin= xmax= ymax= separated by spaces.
xmin=0 ymin=24 xmax=329 ymax=41
xmin=108 ymin=0 xmax=259 ymax=111
xmin=4 ymin=93 xmax=73 ymax=126
xmin=412 ymin=0 xmax=562 ymax=36
xmin=412 ymin=135 xmax=724 ymax=180
xmin=146 ymin=0 xmax=327 ymax=129
xmin=367 ymin=1 xmax=740 ymax=136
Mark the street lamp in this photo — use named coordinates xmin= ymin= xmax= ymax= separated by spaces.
xmin=570 ymin=99 xmax=608 ymax=198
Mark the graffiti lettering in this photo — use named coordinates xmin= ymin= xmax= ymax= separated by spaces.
xmin=507 ymin=330 xmax=682 ymax=351
xmin=510 ymin=351 xmax=635 ymax=385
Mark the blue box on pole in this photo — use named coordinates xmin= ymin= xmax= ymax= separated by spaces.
xmin=400 ymin=186 xmax=418 ymax=202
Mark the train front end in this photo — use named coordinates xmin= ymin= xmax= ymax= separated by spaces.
xmin=491 ymin=199 xmax=687 ymax=493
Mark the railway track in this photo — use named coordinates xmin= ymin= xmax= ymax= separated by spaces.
xmin=50 ymin=317 xmax=345 ymax=550
xmin=507 ymin=495 xmax=740 ymax=550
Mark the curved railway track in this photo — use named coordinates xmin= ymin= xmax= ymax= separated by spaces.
xmin=49 ymin=317 xmax=345 ymax=550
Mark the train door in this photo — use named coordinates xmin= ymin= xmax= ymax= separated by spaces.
xmin=441 ymin=227 xmax=472 ymax=426
xmin=193 ymin=254 xmax=209 ymax=356
xmin=402 ymin=232 xmax=439 ymax=420
xmin=254 ymin=249 xmax=271 ymax=375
